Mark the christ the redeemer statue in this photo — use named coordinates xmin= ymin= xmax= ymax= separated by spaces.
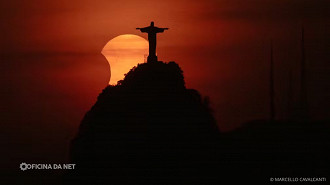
xmin=136 ymin=21 xmax=168 ymax=62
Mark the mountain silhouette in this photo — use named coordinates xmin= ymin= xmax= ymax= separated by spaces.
xmin=64 ymin=61 xmax=329 ymax=184
xmin=65 ymin=61 xmax=221 ymax=184
xmin=219 ymin=120 xmax=330 ymax=182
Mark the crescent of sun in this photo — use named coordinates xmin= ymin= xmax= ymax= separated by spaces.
xmin=101 ymin=34 xmax=149 ymax=85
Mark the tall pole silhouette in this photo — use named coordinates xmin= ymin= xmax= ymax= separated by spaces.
xmin=299 ymin=25 xmax=308 ymax=120
xmin=287 ymin=68 xmax=293 ymax=120
xmin=270 ymin=41 xmax=275 ymax=121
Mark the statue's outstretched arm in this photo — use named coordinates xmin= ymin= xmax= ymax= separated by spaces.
xmin=155 ymin=27 xmax=169 ymax=33
xmin=137 ymin=27 xmax=149 ymax=32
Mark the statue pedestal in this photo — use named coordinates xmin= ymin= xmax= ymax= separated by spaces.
xmin=147 ymin=55 xmax=158 ymax=63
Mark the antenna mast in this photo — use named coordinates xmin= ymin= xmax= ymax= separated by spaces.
xmin=270 ymin=41 xmax=275 ymax=121
xmin=299 ymin=25 xmax=308 ymax=120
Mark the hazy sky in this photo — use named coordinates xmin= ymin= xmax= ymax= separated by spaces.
xmin=1 ymin=0 xmax=329 ymax=170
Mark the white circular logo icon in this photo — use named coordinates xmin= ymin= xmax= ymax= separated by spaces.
xmin=20 ymin=162 xmax=28 ymax=171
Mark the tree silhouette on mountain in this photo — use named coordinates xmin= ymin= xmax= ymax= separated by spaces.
xmin=65 ymin=61 xmax=221 ymax=184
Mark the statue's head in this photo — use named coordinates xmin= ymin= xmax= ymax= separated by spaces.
xmin=150 ymin=21 xmax=154 ymax=26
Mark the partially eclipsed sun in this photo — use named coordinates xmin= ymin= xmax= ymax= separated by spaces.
xmin=102 ymin=34 xmax=148 ymax=85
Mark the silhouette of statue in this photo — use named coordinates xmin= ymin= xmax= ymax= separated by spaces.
xmin=137 ymin=21 xmax=168 ymax=62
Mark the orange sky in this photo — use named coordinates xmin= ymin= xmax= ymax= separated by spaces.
xmin=1 ymin=0 xmax=329 ymax=171
xmin=1 ymin=0 xmax=329 ymax=129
